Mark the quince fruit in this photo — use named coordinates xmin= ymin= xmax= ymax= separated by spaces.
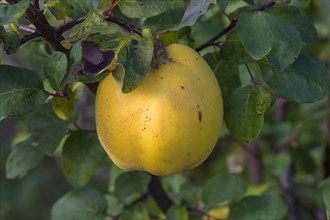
xmin=95 ymin=44 xmax=223 ymax=176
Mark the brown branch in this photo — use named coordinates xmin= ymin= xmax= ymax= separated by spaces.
xmin=195 ymin=0 xmax=275 ymax=52
xmin=20 ymin=32 xmax=41 ymax=45
xmin=24 ymin=4 xmax=69 ymax=54
xmin=148 ymin=175 xmax=173 ymax=213
xmin=274 ymin=98 xmax=301 ymax=220
xmin=245 ymin=142 xmax=262 ymax=185
xmin=105 ymin=15 xmax=142 ymax=36
xmin=56 ymin=16 xmax=86 ymax=34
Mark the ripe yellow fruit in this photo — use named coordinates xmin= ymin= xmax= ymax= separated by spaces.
xmin=95 ymin=44 xmax=223 ymax=176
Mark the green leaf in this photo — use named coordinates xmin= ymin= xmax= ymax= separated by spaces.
xmin=230 ymin=194 xmax=288 ymax=220
xmin=118 ymin=0 xmax=180 ymax=18
xmin=65 ymin=68 xmax=111 ymax=84
xmin=171 ymin=0 xmax=217 ymax=31
xmin=225 ymin=85 xmax=272 ymax=143
xmin=289 ymin=0 xmax=310 ymax=6
xmin=220 ymin=32 xmax=252 ymax=64
xmin=65 ymin=11 xmax=109 ymax=44
xmin=69 ymin=42 xmax=82 ymax=70
xmin=202 ymin=173 xmax=247 ymax=210
xmin=51 ymin=188 xmax=107 ymax=220
xmin=166 ymin=206 xmax=189 ymax=220
xmin=266 ymin=5 xmax=317 ymax=42
xmin=43 ymin=52 xmax=68 ymax=92
xmin=269 ymin=54 xmax=329 ymax=103
xmin=46 ymin=0 xmax=93 ymax=20
xmin=203 ymin=53 xmax=241 ymax=99
xmin=120 ymin=204 xmax=150 ymax=220
xmin=0 ymin=0 xmax=30 ymax=25
xmin=6 ymin=139 xmax=44 ymax=179
xmin=45 ymin=0 xmax=72 ymax=20
xmin=215 ymin=59 xmax=241 ymax=99
xmin=5 ymin=29 xmax=20 ymax=54
xmin=0 ymin=25 xmax=8 ymax=49
xmin=144 ymin=6 xmax=185 ymax=32
xmin=108 ymin=164 xmax=125 ymax=193
xmin=114 ymin=172 xmax=151 ymax=203
xmin=62 ymin=131 xmax=107 ymax=187
xmin=322 ymin=178 xmax=330 ymax=219
xmin=22 ymin=103 xmax=75 ymax=156
xmin=105 ymin=194 xmax=124 ymax=217
xmin=236 ymin=11 xmax=301 ymax=71
xmin=180 ymin=183 xmax=202 ymax=203
xmin=117 ymin=36 xmax=154 ymax=93
xmin=288 ymin=146 xmax=316 ymax=174
xmin=52 ymin=83 xmax=84 ymax=120
xmin=68 ymin=0 xmax=93 ymax=18
xmin=161 ymin=173 xmax=187 ymax=204
xmin=0 ymin=65 xmax=48 ymax=120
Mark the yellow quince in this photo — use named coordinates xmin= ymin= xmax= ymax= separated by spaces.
xmin=95 ymin=44 xmax=223 ymax=175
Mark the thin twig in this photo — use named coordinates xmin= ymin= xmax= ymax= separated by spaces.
xmin=20 ymin=32 xmax=41 ymax=45
xmin=195 ymin=0 xmax=275 ymax=52
xmin=56 ymin=16 xmax=86 ymax=34
xmin=245 ymin=63 xmax=255 ymax=81
xmin=106 ymin=15 xmax=142 ymax=36
xmin=131 ymin=192 xmax=150 ymax=205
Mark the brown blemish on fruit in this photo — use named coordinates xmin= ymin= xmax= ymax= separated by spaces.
xmin=181 ymin=86 xmax=185 ymax=90
xmin=160 ymin=77 xmax=163 ymax=79
xmin=198 ymin=111 xmax=202 ymax=122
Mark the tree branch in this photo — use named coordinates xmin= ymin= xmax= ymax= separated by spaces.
xmin=245 ymin=142 xmax=262 ymax=185
xmin=20 ymin=32 xmax=41 ymax=45
xmin=148 ymin=175 xmax=173 ymax=213
xmin=275 ymin=98 xmax=301 ymax=220
xmin=105 ymin=15 xmax=142 ymax=36
xmin=195 ymin=0 xmax=275 ymax=52
xmin=24 ymin=4 xmax=69 ymax=54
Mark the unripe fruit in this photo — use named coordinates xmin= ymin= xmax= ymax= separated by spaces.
xmin=95 ymin=44 xmax=223 ymax=175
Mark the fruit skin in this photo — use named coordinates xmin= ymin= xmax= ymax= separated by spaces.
xmin=95 ymin=43 xmax=223 ymax=176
